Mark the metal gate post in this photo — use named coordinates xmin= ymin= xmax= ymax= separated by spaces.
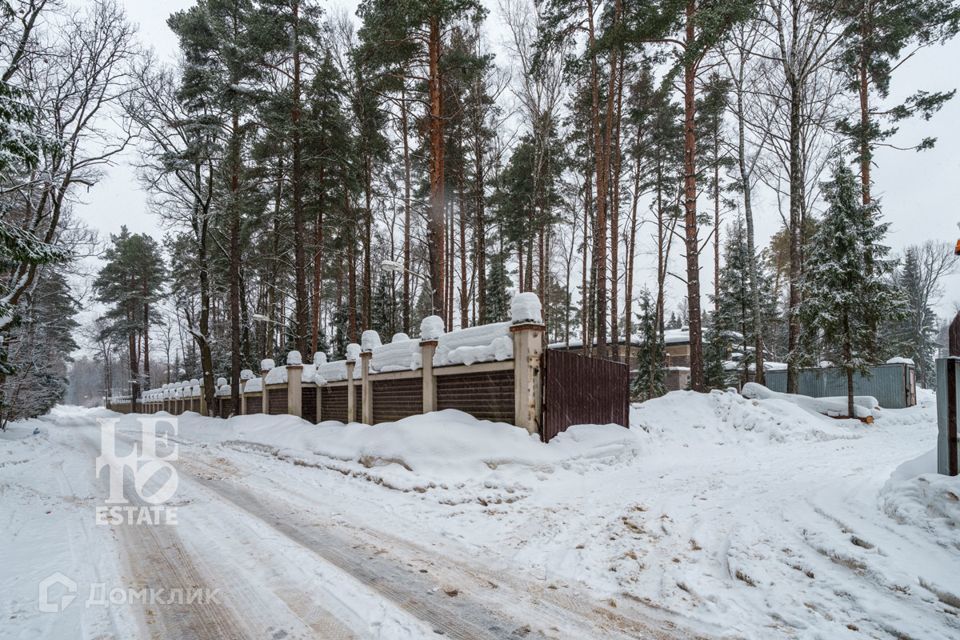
xmin=937 ymin=357 xmax=959 ymax=476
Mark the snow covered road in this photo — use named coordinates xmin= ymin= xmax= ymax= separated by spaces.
xmin=2 ymin=391 xmax=959 ymax=639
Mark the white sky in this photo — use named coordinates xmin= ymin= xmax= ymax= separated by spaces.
xmin=73 ymin=0 xmax=960 ymax=342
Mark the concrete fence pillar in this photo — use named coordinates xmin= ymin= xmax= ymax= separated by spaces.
xmin=346 ymin=360 xmax=357 ymax=423
xmin=421 ymin=340 xmax=437 ymax=413
xmin=240 ymin=369 xmax=253 ymax=415
xmin=938 ymin=357 xmax=959 ymax=476
xmin=511 ymin=322 xmax=545 ymax=435
xmin=360 ymin=352 xmax=373 ymax=425
xmin=287 ymin=364 xmax=303 ymax=417
xmin=260 ymin=359 xmax=274 ymax=415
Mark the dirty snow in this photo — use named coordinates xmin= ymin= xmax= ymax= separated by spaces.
xmin=2 ymin=390 xmax=958 ymax=639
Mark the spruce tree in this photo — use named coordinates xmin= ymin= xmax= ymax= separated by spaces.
xmin=632 ymin=289 xmax=666 ymax=401
xmin=800 ymin=160 xmax=902 ymax=417
xmin=484 ymin=249 xmax=512 ymax=323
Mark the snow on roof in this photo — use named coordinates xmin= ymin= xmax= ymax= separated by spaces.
xmin=886 ymin=357 xmax=915 ymax=366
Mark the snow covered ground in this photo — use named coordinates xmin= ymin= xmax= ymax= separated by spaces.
xmin=1 ymin=390 xmax=958 ymax=639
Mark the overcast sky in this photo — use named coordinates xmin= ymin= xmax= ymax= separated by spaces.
xmin=73 ymin=0 xmax=960 ymax=341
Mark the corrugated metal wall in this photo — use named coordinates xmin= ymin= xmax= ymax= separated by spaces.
xmin=763 ymin=363 xmax=915 ymax=408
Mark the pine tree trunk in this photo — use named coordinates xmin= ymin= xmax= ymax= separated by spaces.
xmin=311 ymin=166 xmax=325 ymax=356
xmin=229 ymin=106 xmax=241 ymax=411
xmin=459 ymin=173 xmax=468 ymax=329
xmin=858 ymin=13 xmax=871 ymax=205
xmin=427 ymin=16 xmax=445 ymax=319
xmin=291 ymin=0 xmax=308 ymax=355
xmin=586 ymin=0 xmax=608 ymax=359
xmin=683 ymin=0 xmax=705 ymax=392
xmin=610 ymin=53 xmax=624 ymax=354
xmin=400 ymin=85 xmax=412 ymax=332
xmin=363 ymin=156 xmax=373 ymax=330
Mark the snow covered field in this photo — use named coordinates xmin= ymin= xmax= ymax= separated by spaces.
xmin=2 ymin=390 xmax=958 ymax=639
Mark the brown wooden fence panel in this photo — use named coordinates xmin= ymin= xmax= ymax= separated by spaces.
xmin=302 ymin=387 xmax=317 ymax=423
xmin=372 ymin=378 xmax=422 ymax=424
xmin=542 ymin=349 xmax=628 ymax=442
xmin=436 ymin=369 xmax=514 ymax=423
xmin=267 ymin=388 xmax=287 ymax=415
xmin=321 ymin=386 xmax=348 ymax=422
xmin=218 ymin=398 xmax=233 ymax=418
xmin=245 ymin=395 xmax=262 ymax=415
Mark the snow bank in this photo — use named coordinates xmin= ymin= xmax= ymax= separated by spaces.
xmin=169 ymin=409 xmax=641 ymax=492
xmin=434 ymin=322 xmax=512 ymax=367
xmin=881 ymin=450 xmax=960 ymax=550
xmin=634 ymin=389 xmax=865 ymax=443
xmin=742 ymin=382 xmax=877 ymax=419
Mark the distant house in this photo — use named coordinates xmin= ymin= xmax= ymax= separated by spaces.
xmin=550 ymin=328 xmax=786 ymax=393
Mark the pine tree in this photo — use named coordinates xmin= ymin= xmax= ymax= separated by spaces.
xmin=632 ymin=289 xmax=666 ymax=401
xmin=835 ymin=0 xmax=960 ymax=204
xmin=800 ymin=160 xmax=903 ymax=417
xmin=94 ymin=227 xmax=167 ymax=410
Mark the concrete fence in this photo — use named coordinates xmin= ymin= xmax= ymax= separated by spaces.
xmin=110 ymin=299 xmax=547 ymax=435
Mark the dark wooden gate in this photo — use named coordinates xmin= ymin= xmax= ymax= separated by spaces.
xmin=541 ymin=349 xmax=629 ymax=442
xmin=950 ymin=313 xmax=959 ymax=357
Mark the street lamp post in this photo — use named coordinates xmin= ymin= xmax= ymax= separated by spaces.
xmin=381 ymin=259 xmax=436 ymax=317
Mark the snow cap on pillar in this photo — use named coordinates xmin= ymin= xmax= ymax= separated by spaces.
xmin=345 ymin=343 xmax=361 ymax=361
xmin=260 ymin=358 xmax=275 ymax=372
xmin=391 ymin=332 xmax=410 ymax=343
xmin=511 ymin=292 xmax=543 ymax=324
xmin=361 ymin=330 xmax=381 ymax=352
xmin=286 ymin=350 xmax=302 ymax=366
xmin=313 ymin=352 xmax=327 ymax=365
xmin=420 ymin=315 xmax=444 ymax=341
xmin=240 ymin=369 xmax=255 ymax=381
xmin=217 ymin=377 xmax=227 ymax=387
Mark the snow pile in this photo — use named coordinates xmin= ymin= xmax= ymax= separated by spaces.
xmin=433 ymin=322 xmax=513 ymax=367
xmin=264 ymin=365 xmax=287 ymax=385
xmin=371 ymin=334 xmax=421 ymax=373
xmin=169 ymin=409 xmax=640 ymax=494
xmin=634 ymin=389 xmax=866 ymax=443
xmin=420 ymin=315 xmax=444 ymax=341
xmin=510 ymin=292 xmax=542 ymax=324
xmin=742 ymin=382 xmax=878 ymax=419
xmin=244 ymin=377 xmax=263 ymax=393
xmin=361 ymin=330 xmax=382 ymax=352
xmin=881 ymin=450 xmax=960 ymax=550
xmin=346 ymin=343 xmax=361 ymax=361
xmin=216 ymin=383 xmax=231 ymax=397
xmin=317 ymin=360 xmax=349 ymax=382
